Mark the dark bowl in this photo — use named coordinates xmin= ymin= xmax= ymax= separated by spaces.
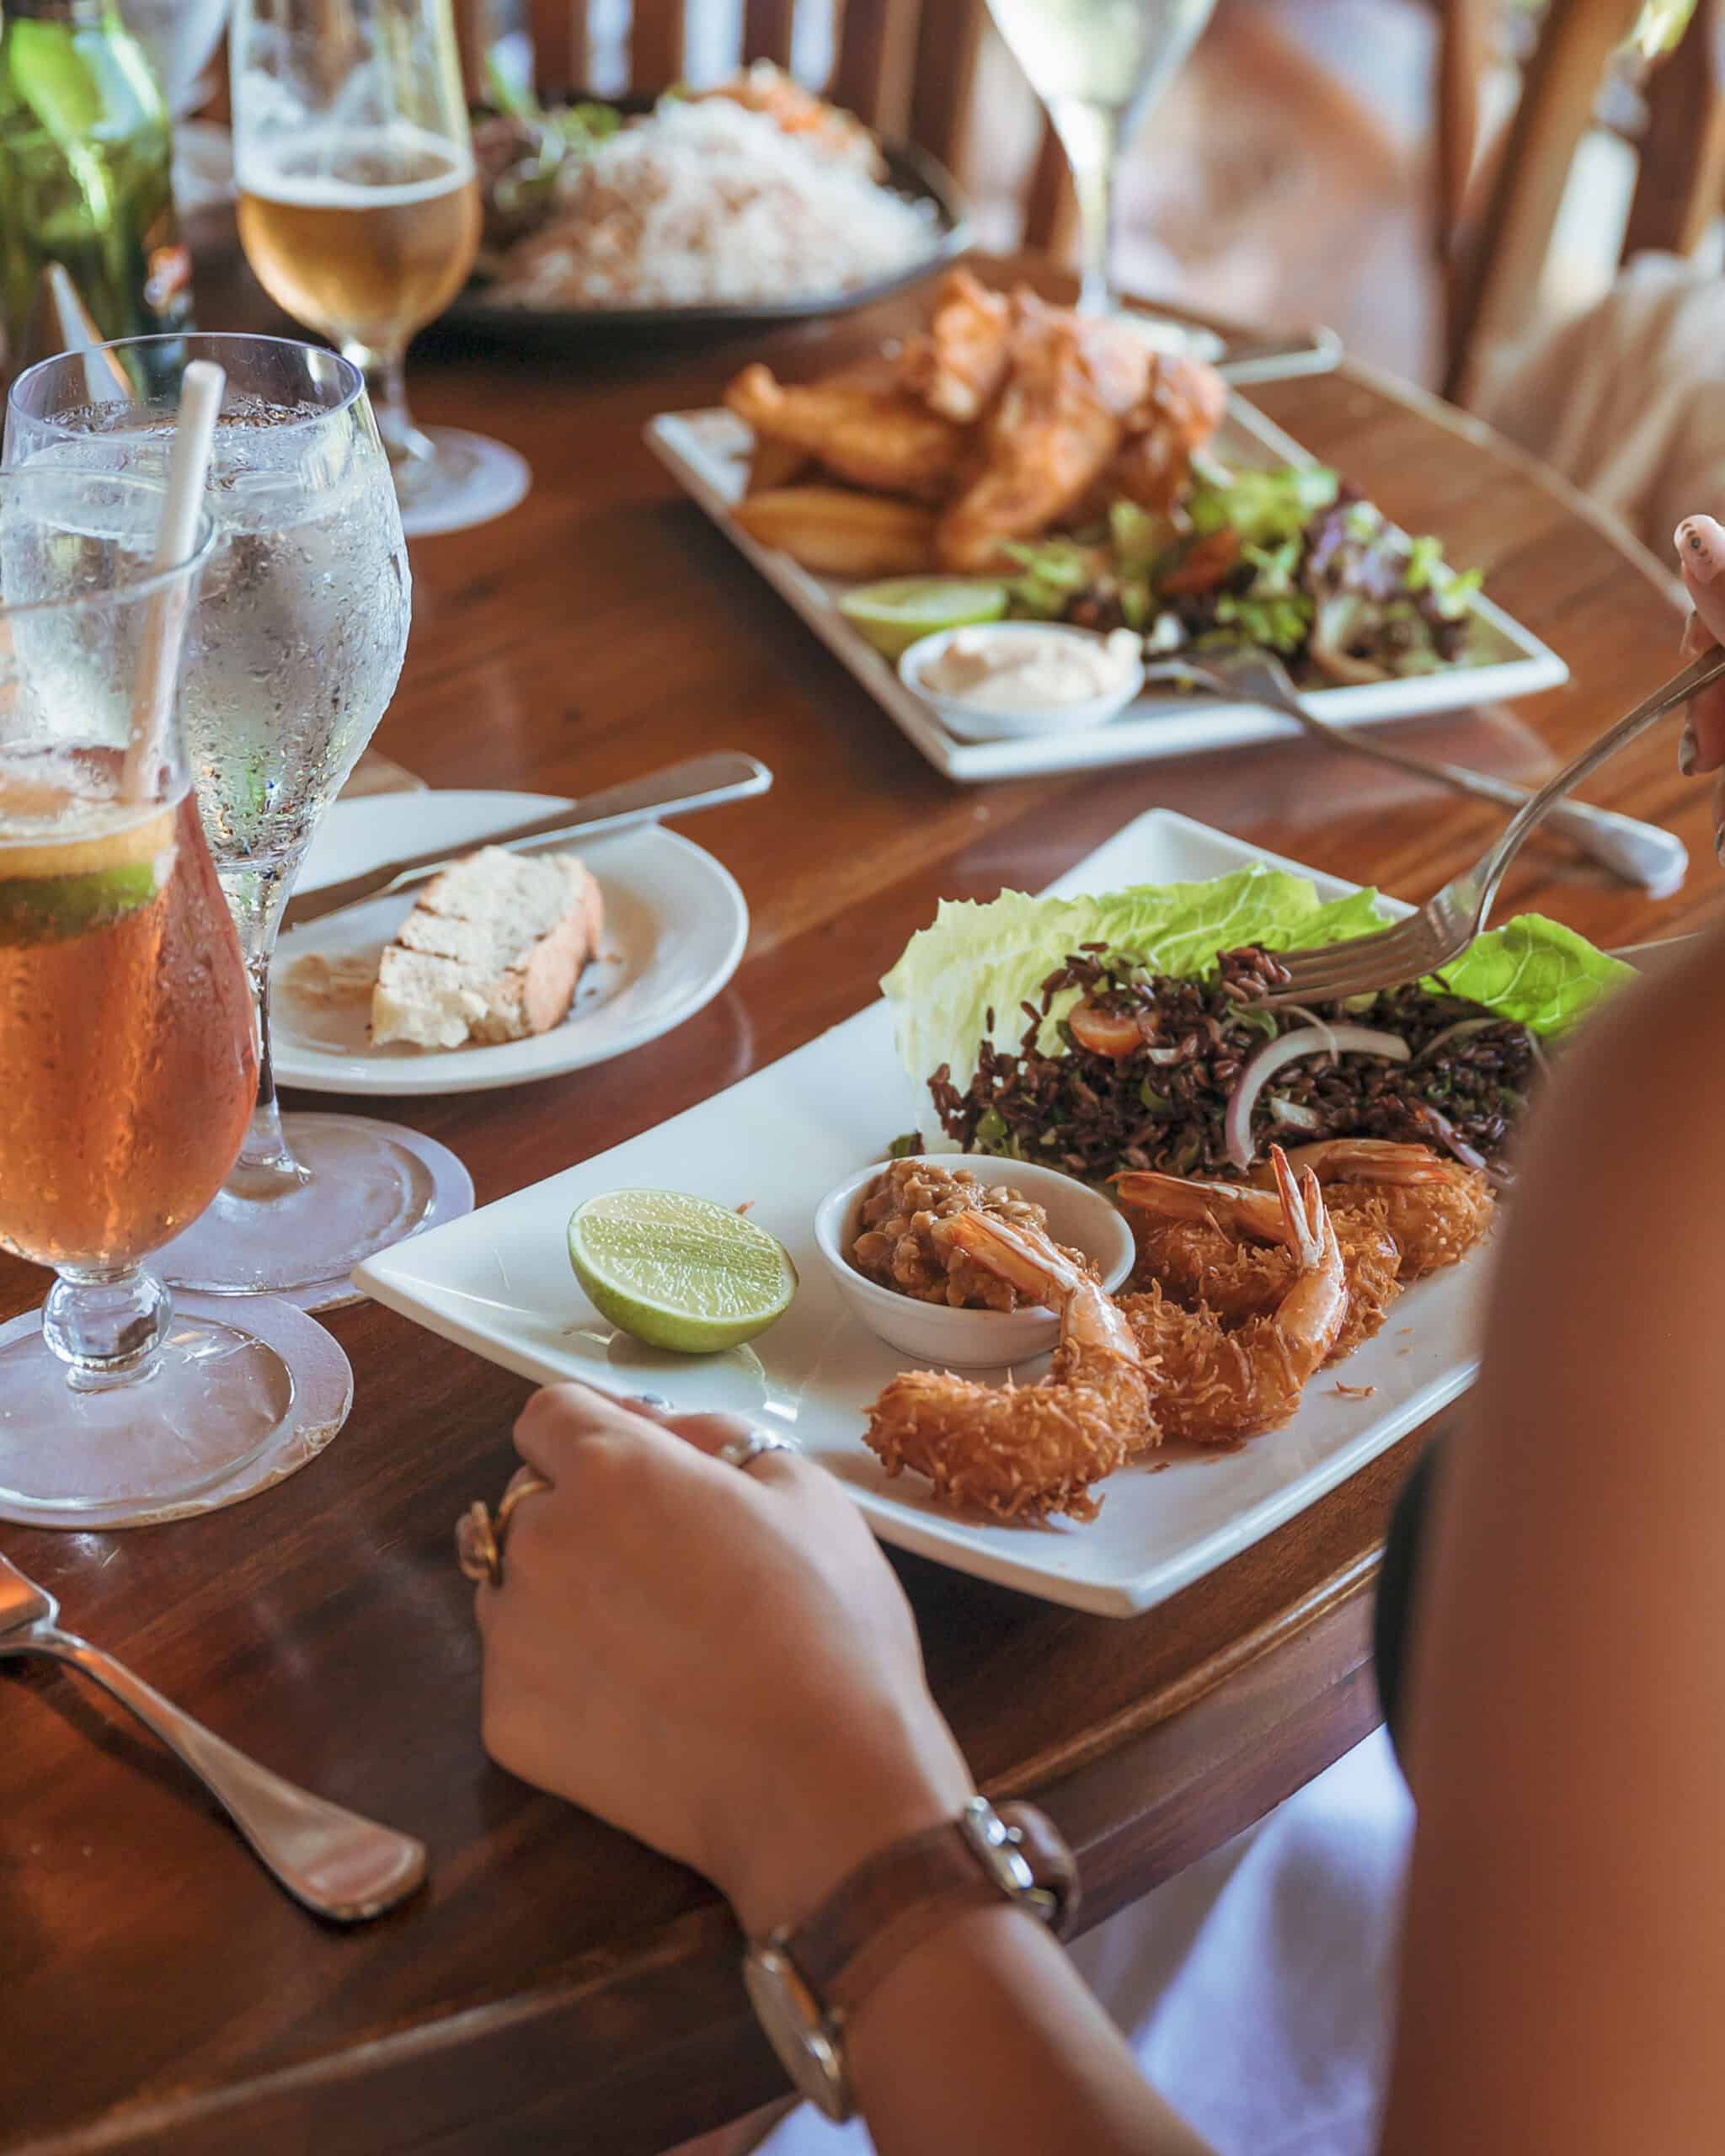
xmin=438 ymin=95 xmax=972 ymax=350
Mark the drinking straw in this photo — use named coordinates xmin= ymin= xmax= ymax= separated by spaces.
xmin=122 ymin=357 xmax=225 ymax=802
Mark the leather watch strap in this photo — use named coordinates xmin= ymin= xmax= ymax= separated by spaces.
xmin=785 ymin=1800 xmax=1078 ymax=2022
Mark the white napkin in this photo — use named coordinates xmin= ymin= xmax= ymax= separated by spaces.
xmin=755 ymin=1726 xmax=1414 ymax=2156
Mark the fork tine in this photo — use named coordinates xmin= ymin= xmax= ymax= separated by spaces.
xmin=1267 ymin=928 xmax=1442 ymax=1000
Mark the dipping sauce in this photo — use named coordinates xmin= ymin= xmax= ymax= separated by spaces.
xmin=850 ymin=1158 xmax=1090 ymax=1311
xmin=920 ymin=626 xmax=1140 ymax=712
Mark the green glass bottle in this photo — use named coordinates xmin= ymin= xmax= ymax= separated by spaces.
xmin=0 ymin=0 xmax=193 ymax=363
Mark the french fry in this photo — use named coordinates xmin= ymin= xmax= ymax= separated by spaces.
xmin=745 ymin=435 xmax=814 ymax=494
xmin=733 ymin=487 xmax=937 ymax=577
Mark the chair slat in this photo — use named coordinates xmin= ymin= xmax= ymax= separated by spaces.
xmin=529 ymin=0 xmax=583 ymax=90
xmin=911 ymin=0 xmax=985 ymax=174
xmin=1434 ymin=0 xmax=1489 ymax=256
xmin=1622 ymin=0 xmax=1725 ymax=258
xmin=830 ymin=0 xmax=921 ymax=131
xmin=743 ymin=0 xmax=798 ymax=72
xmin=1021 ymin=115 xmax=1071 ymax=251
xmin=1444 ymin=0 xmax=1644 ymax=406
xmin=628 ymin=0 xmax=686 ymax=89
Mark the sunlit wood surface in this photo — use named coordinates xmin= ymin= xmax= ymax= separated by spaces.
xmin=0 ymin=254 xmax=1706 ymax=2156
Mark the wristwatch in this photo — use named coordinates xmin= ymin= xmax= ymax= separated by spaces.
xmin=740 ymin=1796 xmax=1078 ymax=2122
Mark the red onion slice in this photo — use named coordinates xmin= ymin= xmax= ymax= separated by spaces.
xmin=1224 ymin=1024 xmax=1411 ymax=1170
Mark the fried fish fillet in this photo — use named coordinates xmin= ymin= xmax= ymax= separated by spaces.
xmin=724 ymin=360 xmax=968 ymax=503
xmin=1109 ymin=351 xmax=1229 ymax=510
xmin=899 ymin=267 xmax=1013 ymax=423
xmin=935 ymin=296 xmax=1155 ymax=571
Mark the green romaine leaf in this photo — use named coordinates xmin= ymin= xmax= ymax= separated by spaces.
xmin=880 ymin=869 xmax=1386 ymax=1086
xmin=1428 ymin=915 xmax=1632 ymax=1038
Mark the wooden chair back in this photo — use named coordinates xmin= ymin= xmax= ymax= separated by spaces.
xmin=515 ymin=1 xmax=977 ymax=152
xmin=1439 ymin=0 xmax=1725 ymax=406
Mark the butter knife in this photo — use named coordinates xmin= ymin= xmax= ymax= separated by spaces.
xmin=282 ymin=750 xmax=772 ymax=933
xmin=0 ymin=1549 xmax=426 ymax=1923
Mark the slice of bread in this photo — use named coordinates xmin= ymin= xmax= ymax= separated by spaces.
xmin=371 ymin=847 xmax=604 ymax=1051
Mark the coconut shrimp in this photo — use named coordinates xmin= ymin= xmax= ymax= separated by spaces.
xmin=1116 ymin=1168 xmax=1402 ymax=1362
xmin=864 ymin=1212 xmax=1156 ymax=1523
xmin=1118 ymin=1149 xmax=1348 ymax=1446
xmin=1248 ymin=1139 xmax=1494 ymax=1279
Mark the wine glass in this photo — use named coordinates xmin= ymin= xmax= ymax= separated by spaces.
xmin=985 ymin=0 xmax=1218 ymax=314
xmin=0 ymin=465 xmax=352 ymax=1529
xmin=228 ymin=0 xmax=530 ymax=538
xmin=6 ymin=334 xmax=473 ymax=1314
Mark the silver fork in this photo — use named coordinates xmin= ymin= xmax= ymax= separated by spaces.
xmin=1142 ymin=648 xmax=1688 ymax=897
xmin=1257 ymin=648 xmax=1725 ymax=1005
xmin=0 ymin=1549 xmax=426 ymax=1923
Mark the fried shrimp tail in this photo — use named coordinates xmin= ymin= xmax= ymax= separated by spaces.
xmin=1248 ymin=1139 xmax=1495 ymax=1279
xmin=1115 ymin=1164 xmax=1402 ymax=1361
xmin=1119 ymin=1148 xmax=1348 ymax=1445
xmin=864 ymin=1212 xmax=1156 ymax=1523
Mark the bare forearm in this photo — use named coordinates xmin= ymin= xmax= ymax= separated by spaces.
xmin=846 ymin=1903 xmax=1215 ymax=2156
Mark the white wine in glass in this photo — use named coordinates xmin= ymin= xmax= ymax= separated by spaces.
xmin=232 ymin=0 xmax=530 ymax=536
xmin=985 ymin=0 xmax=1217 ymax=312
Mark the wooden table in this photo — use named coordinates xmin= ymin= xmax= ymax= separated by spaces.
xmin=1 ymin=258 xmax=1706 ymax=2156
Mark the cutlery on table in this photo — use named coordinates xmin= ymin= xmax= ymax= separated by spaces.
xmin=0 ymin=1550 xmax=426 ymax=1924
xmin=1214 ymin=325 xmax=1344 ymax=385
xmin=1143 ymin=648 xmax=1689 ymax=898
xmin=1258 ymin=649 xmax=1725 ymax=1004
xmin=281 ymin=750 xmax=772 ymax=932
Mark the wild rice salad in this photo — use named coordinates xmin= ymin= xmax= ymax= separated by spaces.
xmin=923 ymin=944 xmax=1539 ymax=1183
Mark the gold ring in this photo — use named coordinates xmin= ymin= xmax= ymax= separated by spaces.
xmin=456 ymin=1475 xmax=553 ymax=1588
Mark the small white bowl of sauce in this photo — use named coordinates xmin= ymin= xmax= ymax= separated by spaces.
xmin=813 ymin=1155 xmax=1136 ymax=1368
xmin=900 ymin=622 xmax=1145 ymax=742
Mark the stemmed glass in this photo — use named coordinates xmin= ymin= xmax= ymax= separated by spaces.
xmin=229 ymin=0 xmax=531 ymax=538
xmin=985 ymin=0 xmax=1218 ymax=314
xmin=0 ymin=467 xmax=351 ymax=1529
xmin=6 ymin=334 xmax=473 ymax=1313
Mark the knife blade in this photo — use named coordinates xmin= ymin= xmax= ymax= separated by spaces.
xmin=281 ymin=751 xmax=771 ymax=933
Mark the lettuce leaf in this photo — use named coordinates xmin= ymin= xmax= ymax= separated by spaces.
xmin=1430 ymin=914 xmax=1631 ymax=1038
xmin=881 ymin=873 xmax=1627 ymax=1087
xmin=881 ymin=868 xmax=1386 ymax=1086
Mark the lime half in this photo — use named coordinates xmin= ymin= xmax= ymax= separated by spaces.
xmin=0 ymin=800 xmax=175 ymax=947
xmin=838 ymin=577 xmax=1010 ymax=659
xmin=569 ymin=1189 xmax=798 ymax=1354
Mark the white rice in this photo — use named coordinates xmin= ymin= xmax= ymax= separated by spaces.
xmin=495 ymin=98 xmax=941 ymax=309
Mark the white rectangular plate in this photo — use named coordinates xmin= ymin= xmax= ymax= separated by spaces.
xmin=646 ymin=403 xmax=1568 ymax=782
xmin=356 ymin=810 xmax=1485 ymax=1618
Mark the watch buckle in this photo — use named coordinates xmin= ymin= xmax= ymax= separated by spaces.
xmin=957 ymin=1797 xmax=1056 ymax=1918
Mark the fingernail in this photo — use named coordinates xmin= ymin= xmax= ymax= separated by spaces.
xmin=634 ymin=1390 xmax=673 ymax=1411
xmin=1681 ymin=723 xmax=1699 ymax=776
xmin=1715 ymin=823 xmax=1724 ymax=866
xmin=1678 ymin=517 xmax=1722 ymax=583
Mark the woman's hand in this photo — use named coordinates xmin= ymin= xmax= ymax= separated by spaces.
xmin=1675 ymin=514 xmax=1725 ymax=852
xmin=475 ymin=1382 xmax=974 ymax=1936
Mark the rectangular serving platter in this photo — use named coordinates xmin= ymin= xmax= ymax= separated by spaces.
xmin=645 ymin=401 xmax=1569 ymax=782
xmin=356 ymin=809 xmax=1487 ymax=1618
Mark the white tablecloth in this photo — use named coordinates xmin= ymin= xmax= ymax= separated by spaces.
xmin=758 ymin=1728 xmax=1414 ymax=2156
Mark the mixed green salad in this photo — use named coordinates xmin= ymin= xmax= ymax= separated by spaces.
xmin=1006 ymin=464 xmax=1486 ymax=686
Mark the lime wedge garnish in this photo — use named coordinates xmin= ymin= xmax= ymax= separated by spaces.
xmin=839 ymin=577 xmax=1011 ymax=659
xmin=0 ymin=804 xmax=174 ymax=947
xmin=568 ymin=1189 xmax=798 ymax=1353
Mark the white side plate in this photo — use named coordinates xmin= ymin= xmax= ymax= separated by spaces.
xmin=273 ymin=792 xmax=749 ymax=1097
xmin=645 ymin=404 xmax=1569 ymax=783
xmin=356 ymin=809 xmax=1483 ymax=1616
